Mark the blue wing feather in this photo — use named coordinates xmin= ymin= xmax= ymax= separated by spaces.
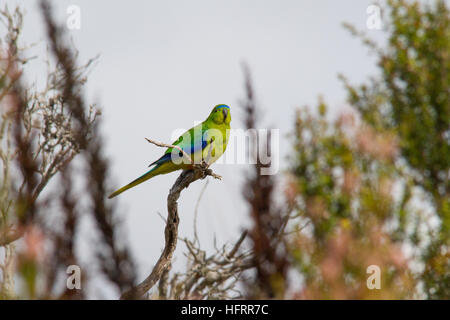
xmin=148 ymin=133 xmax=209 ymax=167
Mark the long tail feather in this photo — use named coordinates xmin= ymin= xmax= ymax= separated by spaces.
xmin=108 ymin=166 xmax=160 ymax=199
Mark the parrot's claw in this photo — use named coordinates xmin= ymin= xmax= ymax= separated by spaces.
xmin=192 ymin=161 xmax=222 ymax=180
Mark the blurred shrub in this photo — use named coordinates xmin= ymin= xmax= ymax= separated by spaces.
xmin=287 ymin=0 xmax=449 ymax=299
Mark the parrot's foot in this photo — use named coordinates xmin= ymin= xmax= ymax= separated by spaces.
xmin=193 ymin=161 xmax=222 ymax=180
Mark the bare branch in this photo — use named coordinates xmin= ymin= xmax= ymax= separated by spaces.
xmin=120 ymin=164 xmax=221 ymax=299
xmin=227 ymin=230 xmax=248 ymax=260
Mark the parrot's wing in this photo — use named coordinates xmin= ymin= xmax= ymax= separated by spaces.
xmin=148 ymin=126 xmax=209 ymax=167
xmin=147 ymin=152 xmax=172 ymax=167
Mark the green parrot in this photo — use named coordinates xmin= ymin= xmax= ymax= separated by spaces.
xmin=108 ymin=104 xmax=231 ymax=199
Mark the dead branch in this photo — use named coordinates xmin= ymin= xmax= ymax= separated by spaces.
xmin=168 ymin=229 xmax=252 ymax=299
xmin=120 ymin=162 xmax=221 ymax=299
xmin=227 ymin=230 xmax=248 ymax=260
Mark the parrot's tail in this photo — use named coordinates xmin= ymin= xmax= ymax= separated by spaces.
xmin=108 ymin=166 xmax=160 ymax=199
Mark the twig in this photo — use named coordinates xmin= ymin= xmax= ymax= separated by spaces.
xmin=193 ymin=180 xmax=209 ymax=246
xmin=156 ymin=211 xmax=167 ymax=224
xmin=227 ymin=230 xmax=248 ymax=260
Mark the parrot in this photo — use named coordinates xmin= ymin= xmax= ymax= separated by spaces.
xmin=108 ymin=104 xmax=231 ymax=199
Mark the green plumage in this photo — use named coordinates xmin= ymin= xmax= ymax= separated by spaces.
xmin=108 ymin=104 xmax=231 ymax=199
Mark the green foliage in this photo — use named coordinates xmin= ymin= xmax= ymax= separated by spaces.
xmin=289 ymin=105 xmax=414 ymax=299
xmin=289 ymin=0 xmax=449 ymax=299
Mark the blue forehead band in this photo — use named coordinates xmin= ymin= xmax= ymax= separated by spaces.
xmin=215 ymin=104 xmax=230 ymax=109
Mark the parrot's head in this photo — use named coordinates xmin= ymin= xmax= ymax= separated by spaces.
xmin=209 ymin=104 xmax=231 ymax=125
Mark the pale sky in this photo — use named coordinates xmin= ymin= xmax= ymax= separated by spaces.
xmin=5 ymin=0 xmax=390 ymax=298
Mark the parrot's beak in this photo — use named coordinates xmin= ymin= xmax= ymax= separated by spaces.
xmin=222 ymin=108 xmax=228 ymax=120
